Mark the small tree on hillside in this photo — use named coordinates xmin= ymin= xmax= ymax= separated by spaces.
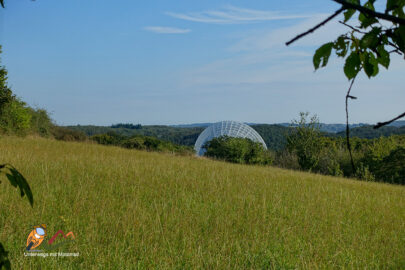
xmin=0 ymin=47 xmax=32 ymax=135
xmin=286 ymin=0 xmax=405 ymax=172
xmin=286 ymin=112 xmax=323 ymax=171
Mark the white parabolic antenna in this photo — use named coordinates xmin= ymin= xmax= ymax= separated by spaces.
xmin=194 ymin=121 xmax=267 ymax=156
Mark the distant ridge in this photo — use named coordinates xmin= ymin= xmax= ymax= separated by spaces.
xmin=171 ymin=120 xmax=405 ymax=133
xmin=170 ymin=123 xmax=212 ymax=128
xmin=277 ymin=123 xmax=367 ymax=133
xmin=388 ymin=120 xmax=405 ymax=127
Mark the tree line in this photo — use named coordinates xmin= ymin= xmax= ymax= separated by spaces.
xmin=203 ymin=112 xmax=405 ymax=185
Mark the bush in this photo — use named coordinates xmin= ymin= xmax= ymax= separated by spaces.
xmin=274 ymin=151 xmax=300 ymax=170
xmin=374 ymin=147 xmax=405 ymax=185
xmin=361 ymin=137 xmax=397 ymax=174
xmin=0 ymin=98 xmax=31 ymax=135
xmin=286 ymin=112 xmax=323 ymax=171
xmin=90 ymin=132 xmax=194 ymax=156
xmin=316 ymin=138 xmax=344 ymax=176
xmin=28 ymin=107 xmax=53 ymax=137
xmin=203 ymin=136 xmax=273 ymax=165
xmin=121 ymin=137 xmax=147 ymax=150
xmin=355 ymin=162 xmax=375 ymax=182
xmin=51 ymin=126 xmax=87 ymax=141
xmin=142 ymin=136 xmax=161 ymax=151
xmin=0 ymin=46 xmax=32 ymax=135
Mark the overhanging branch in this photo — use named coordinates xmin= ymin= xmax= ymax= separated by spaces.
xmin=286 ymin=7 xmax=344 ymax=46
xmin=374 ymin=111 xmax=405 ymax=129
xmin=333 ymin=0 xmax=405 ymax=25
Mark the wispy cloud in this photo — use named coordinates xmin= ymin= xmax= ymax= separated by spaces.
xmin=229 ymin=15 xmax=346 ymax=52
xmin=179 ymin=17 xmax=347 ymax=88
xmin=166 ymin=5 xmax=319 ymax=24
xmin=144 ymin=26 xmax=191 ymax=34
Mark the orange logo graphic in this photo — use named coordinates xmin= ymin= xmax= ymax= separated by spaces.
xmin=26 ymin=224 xmax=47 ymax=251
xmin=26 ymin=224 xmax=76 ymax=251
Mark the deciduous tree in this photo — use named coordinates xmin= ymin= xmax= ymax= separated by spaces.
xmin=286 ymin=0 xmax=405 ymax=171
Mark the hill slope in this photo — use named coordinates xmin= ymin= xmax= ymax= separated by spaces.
xmin=1 ymin=137 xmax=404 ymax=269
xmin=67 ymin=125 xmax=204 ymax=146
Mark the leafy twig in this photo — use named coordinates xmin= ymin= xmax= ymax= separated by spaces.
xmin=339 ymin=20 xmax=367 ymax=34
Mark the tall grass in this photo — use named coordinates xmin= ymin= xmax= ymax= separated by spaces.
xmin=1 ymin=137 xmax=404 ymax=269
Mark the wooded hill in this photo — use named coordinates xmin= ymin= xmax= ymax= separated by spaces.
xmin=67 ymin=122 xmax=405 ymax=151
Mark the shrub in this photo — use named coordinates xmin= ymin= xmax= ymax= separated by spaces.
xmin=121 ymin=137 xmax=147 ymax=150
xmin=28 ymin=107 xmax=53 ymax=137
xmin=51 ymin=126 xmax=87 ymax=141
xmin=374 ymin=147 xmax=405 ymax=185
xmin=355 ymin=162 xmax=375 ymax=182
xmin=286 ymin=112 xmax=323 ymax=171
xmin=274 ymin=151 xmax=300 ymax=170
xmin=361 ymin=137 xmax=397 ymax=174
xmin=203 ymin=136 xmax=272 ymax=165
xmin=91 ymin=132 xmax=194 ymax=156
xmin=142 ymin=136 xmax=161 ymax=151
xmin=0 ymin=98 xmax=31 ymax=135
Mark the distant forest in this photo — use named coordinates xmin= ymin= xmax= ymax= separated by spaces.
xmin=67 ymin=121 xmax=405 ymax=151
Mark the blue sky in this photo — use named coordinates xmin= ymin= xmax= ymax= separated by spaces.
xmin=0 ymin=0 xmax=403 ymax=125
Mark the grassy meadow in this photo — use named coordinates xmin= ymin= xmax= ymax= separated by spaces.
xmin=0 ymin=136 xmax=404 ymax=269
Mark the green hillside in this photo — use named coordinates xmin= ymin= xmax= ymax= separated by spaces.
xmin=1 ymin=137 xmax=404 ymax=269
xmin=67 ymin=125 xmax=204 ymax=147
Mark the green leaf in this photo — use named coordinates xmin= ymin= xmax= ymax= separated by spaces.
xmin=358 ymin=1 xmax=379 ymax=28
xmin=0 ymin=1 xmax=4 ymax=8
xmin=334 ymin=36 xmax=349 ymax=57
xmin=392 ymin=26 xmax=405 ymax=53
xmin=386 ymin=0 xmax=405 ymax=12
xmin=386 ymin=0 xmax=396 ymax=11
xmin=347 ymin=0 xmax=360 ymax=4
xmin=344 ymin=9 xmax=356 ymax=22
xmin=344 ymin=52 xmax=361 ymax=80
xmin=313 ymin=42 xmax=334 ymax=70
xmin=376 ymin=45 xmax=390 ymax=69
xmin=363 ymin=52 xmax=379 ymax=78
xmin=360 ymin=27 xmax=381 ymax=49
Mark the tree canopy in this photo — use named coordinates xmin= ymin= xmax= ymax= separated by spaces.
xmin=286 ymin=0 xmax=405 ymax=170
xmin=287 ymin=0 xmax=405 ymax=127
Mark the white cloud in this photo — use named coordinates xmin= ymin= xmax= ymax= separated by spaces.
xmin=230 ymin=15 xmax=346 ymax=52
xmin=175 ymin=13 xmax=405 ymax=123
xmin=144 ymin=26 xmax=191 ymax=34
xmin=167 ymin=5 xmax=322 ymax=24
xmin=180 ymin=16 xmax=347 ymax=88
